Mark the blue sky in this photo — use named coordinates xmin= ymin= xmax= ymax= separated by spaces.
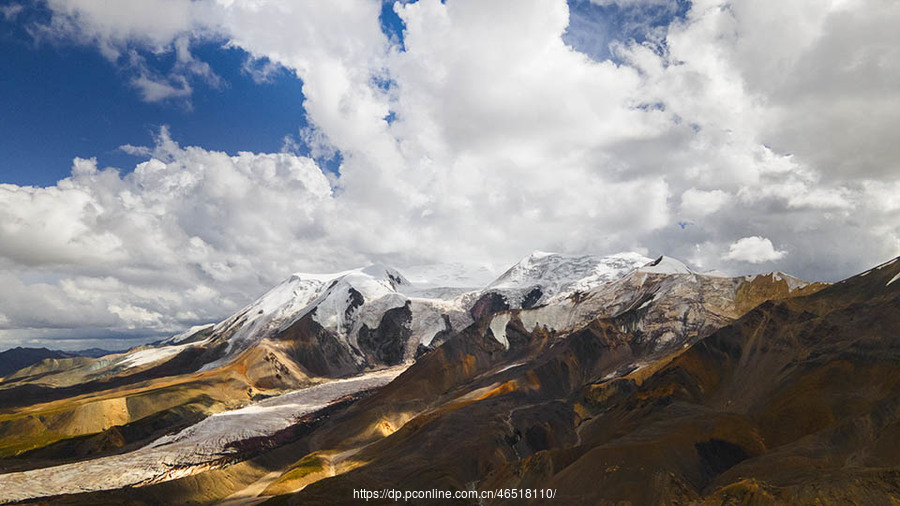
xmin=1 ymin=4 xmax=307 ymax=186
xmin=564 ymin=0 xmax=690 ymax=61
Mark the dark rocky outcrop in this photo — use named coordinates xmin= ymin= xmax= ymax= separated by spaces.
xmin=277 ymin=311 xmax=363 ymax=378
xmin=280 ymin=257 xmax=900 ymax=505
xmin=357 ymin=302 xmax=413 ymax=366
xmin=521 ymin=287 xmax=543 ymax=309
xmin=469 ymin=291 xmax=510 ymax=320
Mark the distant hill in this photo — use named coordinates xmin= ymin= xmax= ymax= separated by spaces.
xmin=0 ymin=347 xmax=74 ymax=377
xmin=0 ymin=347 xmax=116 ymax=377
xmin=72 ymin=348 xmax=116 ymax=359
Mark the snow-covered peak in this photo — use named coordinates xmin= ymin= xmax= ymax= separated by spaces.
xmin=360 ymin=264 xmax=408 ymax=289
xmin=245 ymin=264 xmax=403 ymax=323
xmin=197 ymin=264 xmax=425 ymax=371
xmin=489 ymin=251 xmax=651 ymax=291
xmin=638 ymin=256 xmax=694 ymax=275
xmin=482 ymin=251 xmax=652 ymax=308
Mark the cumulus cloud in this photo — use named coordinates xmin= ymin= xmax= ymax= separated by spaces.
xmin=680 ymin=188 xmax=730 ymax=218
xmin=36 ymin=0 xmax=208 ymax=56
xmin=0 ymin=129 xmax=335 ymax=345
xmin=724 ymin=236 xmax=787 ymax=264
xmin=2 ymin=0 xmax=900 ymax=347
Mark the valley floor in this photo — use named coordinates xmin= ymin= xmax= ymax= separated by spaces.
xmin=0 ymin=366 xmax=406 ymax=504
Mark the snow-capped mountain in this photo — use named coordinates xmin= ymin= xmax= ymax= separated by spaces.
xmin=399 ymin=262 xmax=500 ymax=289
xmin=190 ymin=264 xmax=474 ymax=373
xmin=15 ymin=251 xmax=824 ymax=387
xmin=483 ymin=251 xmax=653 ymax=308
xmin=484 ymin=253 xmax=826 ymax=356
xmin=160 ymin=251 xmax=663 ymax=376
xmin=0 ymin=250 xmax=854 ymax=505
xmin=89 ymin=252 xmax=751 ymax=377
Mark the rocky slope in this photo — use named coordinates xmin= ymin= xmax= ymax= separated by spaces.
xmin=0 ymin=251 xmax=834 ymax=504
xmin=271 ymin=257 xmax=900 ymax=505
xmin=0 ymin=368 xmax=404 ymax=503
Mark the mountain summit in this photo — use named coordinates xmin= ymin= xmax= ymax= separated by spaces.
xmin=0 ymin=252 xmax=859 ymax=504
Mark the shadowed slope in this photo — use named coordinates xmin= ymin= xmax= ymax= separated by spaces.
xmin=272 ymin=258 xmax=898 ymax=505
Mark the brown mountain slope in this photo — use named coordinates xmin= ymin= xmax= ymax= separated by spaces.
xmin=0 ymin=259 xmax=831 ymax=503
xmin=0 ymin=341 xmax=319 ymax=468
xmin=266 ymin=257 xmax=899 ymax=505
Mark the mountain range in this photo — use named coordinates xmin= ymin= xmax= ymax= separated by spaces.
xmin=0 ymin=252 xmax=897 ymax=504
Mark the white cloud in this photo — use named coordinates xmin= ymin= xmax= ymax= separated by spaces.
xmin=131 ymin=73 xmax=192 ymax=102
xmin=241 ymin=56 xmax=283 ymax=84
xmin=3 ymin=0 xmax=900 ymax=346
xmin=680 ymin=188 xmax=730 ymax=218
xmin=38 ymin=0 xmax=208 ymax=55
xmin=0 ymin=129 xmax=334 ymax=338
xmin=723 ymin=236 xmax=787 ymax=264
xmin=30 ymin=0 xmax=221 ymax=104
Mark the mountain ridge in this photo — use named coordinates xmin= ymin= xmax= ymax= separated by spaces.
xmin=0 ymin=251 xmax=846 ymax=504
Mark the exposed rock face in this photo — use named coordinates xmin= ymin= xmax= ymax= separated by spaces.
xmin=0 ymin=251 xmax=846 ymax=505
xmin=469 ymin=291 xmax=510 ymax=320
xmin=281 ymin=257 xmax=900 ymax=506
xmin=275 ymin=312 xmax=362 ymax=378
xmin=520 ymin=287 xmax=543 ymax=309
xmin=357 ymin=302 xmax=413 ymax=366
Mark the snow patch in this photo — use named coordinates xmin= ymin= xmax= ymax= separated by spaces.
xmin=744 ymin=272 xmax=810 ymax=292
xmin=877 ymin=258 xmax=899 ymax=269
xmin=163 ymin=324 xmax=214 ymax=344
xmin=117 ymin=341 xmax=204 ymax=369
xmin=493 ymin=361 xmax=526 ymax=375
xmin=781 ymin=274 xmax=809 ymax=292
xmin=518 ymin=302 xmax=577 ymax=334
xmin=601 ymin=361 xmax=648 ymax=381
xmin=888 ymin=272 xmax=900 ymax=287
xmin=638 ymin=256 xmax=693 ymax=275
xmin=489 ymin=313 xmax=512 ymax=349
